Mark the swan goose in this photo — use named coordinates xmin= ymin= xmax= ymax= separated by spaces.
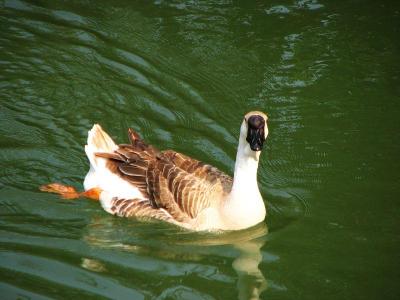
xmin=41 ymin=111 xmax=268 ymax=231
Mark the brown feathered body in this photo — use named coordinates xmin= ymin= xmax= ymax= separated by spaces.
xmin=84 ymin=125 xmax=233 ymax=230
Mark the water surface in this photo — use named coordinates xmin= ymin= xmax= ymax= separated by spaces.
xmin=1 ymin=0 xmax=399 ymax=299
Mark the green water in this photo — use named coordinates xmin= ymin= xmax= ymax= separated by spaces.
xmin=1 ymin=0 xmax=399 ymax=299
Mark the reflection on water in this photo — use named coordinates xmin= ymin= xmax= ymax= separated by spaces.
xmin=82 ymin=216 xmax=268 ymax=299
xmin=233 ymin=240 xmax=267 ymax=300
xmin=81 ymin=257 xmax=107 ymax=273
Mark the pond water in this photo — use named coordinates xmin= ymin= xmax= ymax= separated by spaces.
xmin=1 ymin=0 xmax=399 ymax=299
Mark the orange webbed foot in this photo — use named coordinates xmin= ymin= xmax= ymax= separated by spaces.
xmin=81 ymin=187 xmax=102 ymax=201
xmin=39 ymin=183 xmax=80 ymax=199
xmin=39 ymin=183 xmax=102 ymax=201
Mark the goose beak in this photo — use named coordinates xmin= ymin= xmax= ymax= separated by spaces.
xmin=246 ymin=115 xmax=265 ymax=152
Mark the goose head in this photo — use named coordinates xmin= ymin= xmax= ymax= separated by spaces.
xmin=239 ymin=111 xmax=268 ymax=160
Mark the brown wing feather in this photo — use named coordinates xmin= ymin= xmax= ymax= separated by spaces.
xmin=95 ymin=128 xmax=232 ymax=221
xmin=146 ymin=151 xmax=233 ymax=219
xmin=110 ymin=197 xmax=173 ymax=221
xmin=96 ymin=130 xmax=157 ymax=198
xmin=96 ymin=152 xmax=125 ymax=161
xmin=146 ymin=159 xmax=193 ymax=222
xmin=161 ymin=150 xmax=232 ymax=193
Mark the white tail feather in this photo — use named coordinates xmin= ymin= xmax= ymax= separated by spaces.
xmin=83 ymin=124 xmax=144 ymax=206
xmin=85 ymin=124 xmax=117 ymax=170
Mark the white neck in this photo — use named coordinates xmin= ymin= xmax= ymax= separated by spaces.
xmin=231 ymin=136 xmax=260 ymax=196
xmin=220 ymin=128 xmax=266 ymax=230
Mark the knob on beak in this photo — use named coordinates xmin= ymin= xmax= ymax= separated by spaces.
xmin=246 ymin=115 xmax=265 ymax=151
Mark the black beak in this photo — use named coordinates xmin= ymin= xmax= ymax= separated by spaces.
xmin=246 ymin=115 xmax=265 ymax=151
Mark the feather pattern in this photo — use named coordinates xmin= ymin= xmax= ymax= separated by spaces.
xmin=110 ymin=197 xmax=173 ymax=221
xmin=97 ymin=129 xmax=232 ymax=224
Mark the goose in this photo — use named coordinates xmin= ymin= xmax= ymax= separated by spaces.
xmin=40 ymin=111 xmax=268 ymax=231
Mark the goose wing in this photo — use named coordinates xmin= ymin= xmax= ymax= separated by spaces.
xmin=147 ymin=150 xmax=232 ymax=221
xmin=96 ymin=129 xmax=232 ymax=222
